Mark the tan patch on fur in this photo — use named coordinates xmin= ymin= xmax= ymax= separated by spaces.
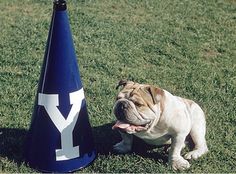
xmin=117 ymin=81 xmax=166 ymax=113
xmin=160 ymin=93 xmax=165 ymax=113
xmin=152 ymin=87 xmax=165 ymax=113
xmin=182 ymin=98 xmax=194 ymax=106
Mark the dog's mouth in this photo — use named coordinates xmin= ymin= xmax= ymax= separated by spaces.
xmin=112 ymin=120 xmax=150 ymax=133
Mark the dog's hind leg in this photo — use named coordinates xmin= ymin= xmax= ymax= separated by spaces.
xmin=184 ymin=104 xmax=208 ymax=160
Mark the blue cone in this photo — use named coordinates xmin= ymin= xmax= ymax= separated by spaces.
xmin=24 ymin=0 xmax=96 ymax=172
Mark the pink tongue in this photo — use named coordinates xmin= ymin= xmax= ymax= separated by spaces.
xmin=112 ymin=121 xmax=130 ymax=130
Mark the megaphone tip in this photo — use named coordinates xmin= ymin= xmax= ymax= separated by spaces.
xmin=53 ymin=0 xmax=67 ymax=11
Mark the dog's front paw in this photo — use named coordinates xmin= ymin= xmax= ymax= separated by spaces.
xmin=169 ymin=157 xmax=190 ymax=171
xmin=113 ymin=140 xmax=132 ymax=154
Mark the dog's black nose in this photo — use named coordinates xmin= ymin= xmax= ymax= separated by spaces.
xmin=114 ymin=100 xmax=128 ymax=120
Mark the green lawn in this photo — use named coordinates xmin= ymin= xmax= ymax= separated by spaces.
xmin=0 ymin=0 xmax=236 ymax=173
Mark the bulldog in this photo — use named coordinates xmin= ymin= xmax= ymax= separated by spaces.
xmin=112 ymin=80 xmax=208 ymax=170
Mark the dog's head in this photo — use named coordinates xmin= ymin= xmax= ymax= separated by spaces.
xmin=112 ymin=80 xmax=164 ymax=134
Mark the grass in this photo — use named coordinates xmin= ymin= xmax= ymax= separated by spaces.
xmin=0 ymin=0 xmax=236 ymax=172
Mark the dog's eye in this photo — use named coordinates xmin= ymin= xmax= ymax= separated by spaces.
xmin=134 ymin=101 xmax=144 ymax=107
xmin=116 ymin=96 xmax=121 ymax=100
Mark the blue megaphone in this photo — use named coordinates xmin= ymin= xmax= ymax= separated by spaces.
xmin=24 ymin=0 xmax=96 ymax=172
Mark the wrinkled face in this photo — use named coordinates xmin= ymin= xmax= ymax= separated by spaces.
xmin=112 ymin=80 xmax=163 ymax=134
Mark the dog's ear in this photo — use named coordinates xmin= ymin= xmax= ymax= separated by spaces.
xmin=116 ymin=79 xmax=128 ymax=89
xmin=147 ymin=86 xmax=164 ymax=104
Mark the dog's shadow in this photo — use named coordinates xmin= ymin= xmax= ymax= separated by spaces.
xmin=0 ymin=123 xmax=168 ymax=168
xmin=93 ymin=123 xmax=169 ymax=164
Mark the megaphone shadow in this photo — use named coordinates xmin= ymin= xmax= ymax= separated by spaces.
xmin=92 ymin=123 xmax=169 ymax=164
xmin=0 ymin=128 xmax=27 ymax=166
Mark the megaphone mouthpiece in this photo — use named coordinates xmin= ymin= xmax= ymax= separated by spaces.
xmin=54 ymin=0 xmax=67 ymax=11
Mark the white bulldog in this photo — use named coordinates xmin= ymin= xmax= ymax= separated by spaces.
xmin=112 ymin=80 xmax=208 ymax=170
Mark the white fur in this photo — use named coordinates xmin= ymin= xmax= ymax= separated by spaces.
xmin=113 ymin=89 xmax=208 ymax=170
